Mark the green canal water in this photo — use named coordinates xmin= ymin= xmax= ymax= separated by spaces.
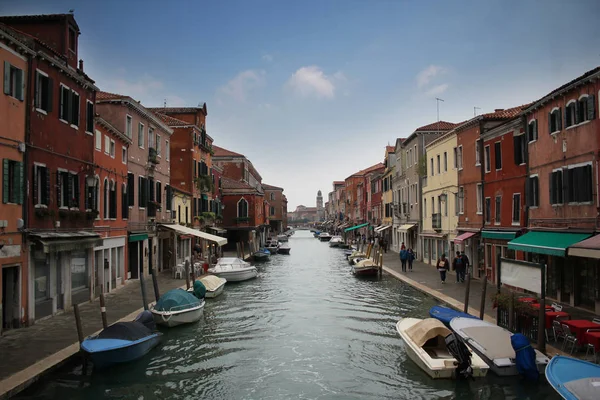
xmin=19 ymin=230 xmax=559 ymax=399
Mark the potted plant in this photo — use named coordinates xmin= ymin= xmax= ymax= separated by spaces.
xmin=86 ymin=210 xmax=99 ymax=220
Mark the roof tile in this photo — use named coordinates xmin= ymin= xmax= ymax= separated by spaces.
xmin=415 ymin=121 xmax=458 ymax=132
xmin=152 ymin=112 xmax=189 ymax=127
xmin=212 ymin=145 xmax=244 ymax=158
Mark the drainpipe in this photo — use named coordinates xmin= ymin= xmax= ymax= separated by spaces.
xmin=478 ymin=119 xmax=486 ymax=277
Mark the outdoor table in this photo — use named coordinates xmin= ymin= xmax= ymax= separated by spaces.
xmin=563 ymin=320 xmax=600 ymax=344
xmin=584 ymin=331 xmax=600 ymax=348
xmin=518 ymin=297 xmax=538 ymax=303
xmin=544 ymin=311 xmax=570 ymax=329
xmin=530 ymin=303 xmax=553 ymax=310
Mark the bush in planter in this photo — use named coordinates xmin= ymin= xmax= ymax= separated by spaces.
xmin=58 ymin=209 xmax=70 ymax=219
xmin=35 ymin=208 xmax=53 ymax=219
xmin=492 ymin=292 xmax=537 ymax=315
xmin=202 ymin=212 xmax=215 ymax=221
xmin=86 ymin=210 xmax=99 ymax=220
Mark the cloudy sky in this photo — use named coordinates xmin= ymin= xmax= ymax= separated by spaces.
xmin=4 ymin=0 xmax=600 ymax=209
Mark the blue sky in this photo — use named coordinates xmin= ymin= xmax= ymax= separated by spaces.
xmin=3 ymin=0 xmax=600 ymax=209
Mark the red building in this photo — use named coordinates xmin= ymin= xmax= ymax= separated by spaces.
xmin=0 ymin=15 xmax=100 ymax=321
xmin=514 ymin=67 xmax=600 ymax=313
xmin=455 ymin=105 xmax=528 ymax=278
xmin=480 ymin=116 xmax=528 ymax=283
xmin=263 ymin=183 xmax=286 ymax=234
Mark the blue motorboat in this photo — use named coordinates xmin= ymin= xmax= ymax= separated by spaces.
xmin=81 ymin=311 xmax=162 ymax=369
xmin=253 ymin=248 xmax=271 ymax=261
xmin=546 ymin=355 xmax=600 ymax=400
xmin=429 ymin=305 xmax=478 ymax=326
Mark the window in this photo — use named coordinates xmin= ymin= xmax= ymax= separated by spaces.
xmin=527 ymin=119 xmax=538 ymax=142
xmin=165 ymin=184 xmax=172 ymax=211
xmin=443 ymin=152 xmax=447 ymax=172
xmin=495 ymin=196 xmax=501 ymax=224
xmin=104 ymin=135 xmax=110 ymax=154
xmin=70 ymin=91 xmax=79 ymax=126
xmin=103 ymin=179 xmax=109 ymax=219
xmin=406 ymin=150 xmax=410 ymax=169
xmin=109 ymin=181 xmax=117 ymax=219
xmin=457 ymin=146 xmax=463 ymax=170
xmin=125 ymin=115 xmax=132 ymax=138
xmin=444 ymin=195 xmax=448 ymax=216
xmin=95 ymin=130 xmax=102 ymax=150
xmin=121 ymin=183 xmax=128 ymax=219
xmin=476 ymin=183 xmax=483 ymax=214
xmin=56 ymin=171 xmax=79 ymax=209
xmin=270 ymin=192 xmax=275 ymax=201
xmin=436 ymin=155 xmax=440 ymax=174
xmin=86 ymin=101 xmax=94 ymax=133
xmin=68 ymin=27 xmax=76 ymax=52
xmin=33 ymin=165 xmax=50 ymax=206
xmin=484 ymin=145 xmax=491 ymax=173
xmin=566 ymin=164 xmax=593 ymax=203
xmin=494 ymin=142 xmax=502 ymax=170
xmin=458 ymin=187 xmax=464 ymax=214
xmin=3 ymin=61 xmax=24 ymax=100
xmin=431 ymin=196 xmax=434 ymax=214
xmin=526 ymin=176 xmax=539 ymax=207
xmin=453 ymin=147 xmax=457 ymax=169
xmin=485 ymin=197 xmax=491 ymax=224
xmin=156 ymin=181 xmax=162 ymax=204
xmin=35 ymin=70 xmax=52 ymax=112
xmin=2 ymin=159 xmax=23 ymax=204
xmin=166 ymin=140 xmax=170 ymax=161
xmin=430 ymin=158 xmax=434 ymax=176
xmin=550 ymin=169 xmax=564 ymax=205
xmin=414 ymin=145 xmax=417 ymax=165
xmin=122 ymin=147 xmax=127 ymax=164
xmin=565 ymin=101 xmax=577 ymax=128
xmin=138 ymin=176 xmax=147 ymax=208
xmin=577 ymin=95 xmax=596 ymax=123
xmin=475 ymin=139 xmax=482 ymax=166
xmin=513 ymin=134 xmax=526 ymax=165
xmin=138 ymin=123 xmax=144 ymax=148
xmin=238 ymin=198 xmax=249 ymax=217
xmin=424 ymin=198 xmax=427 ymax=217
xmin=548 ymin=109 xmax=561 ymax=133
xmin=110 ymin=140 xmax=115 ymax=158
xmin=59 ymin=85 xmax=80 ymax=126
xmin=156 ymin=134 xmax=161 ymax=156
xmin=148 ymin=127 xmax=155 ymax=149
xmin=512 ymin=194 xmax=521 ymax=224
xmin=127 ymin=173 xmax=135 ymax=207
xmin=270 ymin=206 xmax=275 ymax=216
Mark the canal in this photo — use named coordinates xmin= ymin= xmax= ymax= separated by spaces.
xmin=20 ymin=230 xmax=559 ymax=399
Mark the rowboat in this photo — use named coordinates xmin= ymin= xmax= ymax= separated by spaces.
xmin=151 ymin=289 xmax=205 ymax=328
xmin=546 ymin=355 xmax=600 ymax=400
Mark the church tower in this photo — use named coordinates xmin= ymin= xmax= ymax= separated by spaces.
xmin=316 ymin=190 xmax=324 ymax=221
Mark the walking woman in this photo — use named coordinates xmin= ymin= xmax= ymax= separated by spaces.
xmin=436 ymin=254 xmax=450 ymax=284
xmin=407 ymin=248 xmax=415 ymax=271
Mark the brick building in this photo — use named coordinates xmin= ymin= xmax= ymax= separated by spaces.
xmin=263 ymin=183 xmax=286 ymax=234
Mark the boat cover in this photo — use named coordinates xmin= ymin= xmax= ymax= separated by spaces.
xmin=406 ymin=318 xmax=452 ymax=347
xmin=511 ymin=333 xmax=539 ymax=381
xmin=429 ymin=306 xmax=478 ymax=326
xmin=356 ymin=259 xmax=377 ymax=267
xmin=154 ymin=289 xmax=201 ymax=312
xmin=200 ymin=275 xmax=226 ymax=291
xmin=461 ymin=326 xmax=514 ymax=359
xmin=192 ymin=280 xmax=207 ymax=299
xmin=97 ymin=321 xmax=153 ymax=341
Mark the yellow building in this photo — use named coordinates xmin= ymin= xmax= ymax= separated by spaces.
xmin=420 ymin=130 xmax=459 ymax=266
xmin=171 ymin=188 xmax=193 ymax=265
xmin=375 ymin=146 xmax=396 ymax=242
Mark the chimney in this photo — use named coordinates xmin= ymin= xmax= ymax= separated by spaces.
xmin=494 ymin=108 xmax=504 ymax=112
xmin=78 ymin=59 xmax=83 ymax=71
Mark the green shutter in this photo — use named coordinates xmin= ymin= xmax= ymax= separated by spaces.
xmin=15 ymin=68 xmax=24 ymax=101
xmin=15 ymin=161 xmax=23 ymax=204
xmin=548 ymin=112 xmax=552 ymax=134
xmin=2 ymin=159 xmax=9 ymax=203
xmin=588 ymin=94 xmax=595 ymax=121
xmin=3 ymin=62 xmax=10 ymax=95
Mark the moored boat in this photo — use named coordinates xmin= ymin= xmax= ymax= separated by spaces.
xmin=277 ymin=234 xmax=289 ymax=242
xmin=253 ymin=248 xmax=271 ymax=261
xmin=352 ymin=258 xmax=379 ymax=276
xmin=208 ymin=257 xmax=258 ymax=282
xmin=396 ymin=317 xmax=489 ymax=379
xmin=265 ymin=241 xmax=280 ymax=254
xmin=80 ymin=310 xmax=162 ymax=369
xmin=546 ymin=355 xmax=600 ymax=400
xmin=151 ymin=288 xmax=205 ymax=328
xmin=329 ymin=236 xmax=344 ymax=247
xmin=198 ymin=275 xmax=227 ymax=298
xmin=278 ymin=244 xmax=291 ymax=254
xmin=450 ymin=317 xmax=549 ymax=377
xmin=429 ymin=305 xmax=478 ymax=327
xmin=318 ymin=232 xmax=333 ymax=242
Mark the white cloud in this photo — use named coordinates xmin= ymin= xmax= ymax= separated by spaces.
xmin=262 ymin=54 xmax=273 ymax=62
xmin=333 ymin=71 xmax=347 ymax=81
xmin=97 ymin=74 xmax=187 ymax=107
xmin=425 ymin=84 xmax=449 ymax=97
xmin=218 ymin=69 xmax=266 ymax=102
xmin=416 ymin=65 xmax=447 ymax=88
xmin=286 ymin=66 xmax=336 ymax=99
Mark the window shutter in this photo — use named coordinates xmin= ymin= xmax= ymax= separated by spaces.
xmin=2 ymin=159 xmax=9 ymax=203
xmin=46 ymin=77 xmax=53 ymax=112
xmin=562 ymin=169 xmax=570 ymax=203
xmin=67 ymin=174 xmax=74 ymax=207
xmin=157 ymin=182 xmax=161 ymax=203
xmin=585 ymin=165 xmax=593 ymax=202
xmin=3 ymin=62 xmax=10 ymax=95
xmin=73 ymin=174 xmax=79 ymax=207
xmin=138 ymin=176 xmax=142 ymax=207
xmin=548 ymin=113 xmax=552 ymax=134
xmin=127 ymin=173 xmax=134 ymax=206
xmin=549 ymin=172 xmax=554 ymax=204
xmin=513 ymin=136 xmax=519 ymax=165
xmin=44 ymin=167 xmax=50 ymax=205
xmin=588 ymin=94 xmax=595 ymax=121
xmin=15 ymin=161 xmax=23 ymax=205
xmin=525 ymin=177 xmax=531 ymax=207
xmin=56 ymin=171 xmax=62 ymax=206
xmin=16 ymin=68 xmax=24 ymax=101
xmin=32 ymin=167 xmax=38 ymax=205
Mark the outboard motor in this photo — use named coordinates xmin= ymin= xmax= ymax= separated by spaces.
xmin=445 ymin=333 xmax=473 ymax=379
xmin=134 ymin=310 xmax=157 ymax=331
xmin=510 ymin=333 xmax=539 ymax=381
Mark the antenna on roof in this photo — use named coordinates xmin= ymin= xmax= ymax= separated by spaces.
xmin=474 ymin=106 xmax=481 ymax=117
xmin=68 ymin=9 xmax=74 ymax=14
xmin=435 ymin=97 xmax=444 ymax=132
xmin=163 ymin=99 xmax=167 ymax=109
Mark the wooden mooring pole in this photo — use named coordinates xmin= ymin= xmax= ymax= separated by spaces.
xmin=151 ymin=265 xmax=161 ymax=301
xmin=463 ymin=270 xmax=471 ymax=314
xmin=184 ymin=260 xmax=191 ymax=290
xmin=379 ymin=254 xmax=383 ymax=277
xmin=73 ymin=303 xmax=87 ymax=375
xmin=139 ymin=267 xmax=149 ymax=311
xmin=479 ymin=275 xmax=487 ymax=320
xmin=99 ymin=285 xmax=108 ymax=329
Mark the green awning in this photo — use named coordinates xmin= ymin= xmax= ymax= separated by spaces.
xmin=129 ymin=233 xmax=148 ymax=243
xmin=507 ymin=231 xmax=592 ymax=257
xmin=482 ymin=230 xmax=517 ymax=240
xmin=344 ymin=223 xmax=369 ymax=232
xmin=201 ymin=194 xmax=208 ymax=200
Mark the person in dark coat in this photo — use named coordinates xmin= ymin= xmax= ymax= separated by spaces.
xmin=437 ymin=254 xmax=450 ymax=283
xmin=407 ymin=248 xmax=415 ymax=271
xmin=399 ymin=247 xmax=408 ymax=272
xmin=453 ymin=251 xmax=465 ymax=282
xmin=461 ymin=251 xmax=470 ymax=277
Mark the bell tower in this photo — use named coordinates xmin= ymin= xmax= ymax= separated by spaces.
xmin=316 ymin=190 xmax=324 ymax=221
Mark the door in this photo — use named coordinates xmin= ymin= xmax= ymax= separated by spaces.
xmin=2 ymin=266 xmax=19 ymax=330
xmin=493 ymin=245 xmax=502 ymax=283
xmin=94 ymin=250 xmax=102 ymax=298
xmin=56 ymin=254 xmax=64 ymax=310
xmin=129 ymin=242 xmax=139 ymax=279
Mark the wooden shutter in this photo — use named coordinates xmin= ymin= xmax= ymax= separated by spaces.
xmin=127 ymin=173 xmax=134 ymax=206
xmin=43 ymin=167 xmax=50 ymax=205
xmin=157 ymin=182 xmax=161 ymax=203
xmin=67 ymin=173 xmax=74 ymax=207
xmin=15 ymin=161 xmax=23 ymax=205
xmin=3 ymin=61 xmax=10 ymax=95
xmin=585 ymin=165 xmax=593 ymax=202
xmin=32 ymin=167 xmax=38 ymax=205
xmin=73 ymin=174 xmax=79 ymax=208
xmin=548 ymin=112 xmax=552 ymax=134
xmin=56 ymin=171 xmax=62 ymax=206
xmin=562 ymin=169 xmax=569 ymax=204
xmin=2 ymin=159 xmax=8 ymax=203
xmin=549 ymin=172 xmax=554 ymax=204
xmin=46 ymin=77 xmax=53 ymax=112
xmin=588 ymin=94 xmax=596 ymax=121
xmin=525 ymin=177 xmax=531 ymax=207
xmin=15 ymin=68 xmax=23 ymax=101
xmin=556 ymin=108 xmax=562 ymax=131
xmin=148 ymin=178 xmax=154 ymax=202
xmin=138 ymin=176 xmax=142 ymax=207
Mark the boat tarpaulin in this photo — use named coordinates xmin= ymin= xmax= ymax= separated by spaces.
xmin=154 ymin=289 xmax=200 ymax=312
xmin=405 ymin=318 xmax=452 ymax=347
xmin=454 ymin=231 xmax=477 ymax=243
xmin=160 ymin=223 xmax=227 ymax=246
xmin=568 ymin=234 xmax=600 ymax=259
xmin=508 ymin=231 xmax=591 ymax=257
xmin=97 ymin=321 xmax=152 ymax=341
xmin=511 ymin=333 xmax=539 ymax=381
xmin=344 ymin=223 xmax=369 ymax=232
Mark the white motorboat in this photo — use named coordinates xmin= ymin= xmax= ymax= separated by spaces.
xmin=199 ymin=275 xmax=227 ymax=298
xmin=278 ymin=244 xmax=291 ymax=254
xmin=329 ymin=236 xmax=344 ymax=247
xmin=352 ymin=258 xmax=380 ymax=276
xmin=318 ymin=232 xmax=333 ymax=242
xmin=265 ymin=241 xmax=280 ymax=254
xmin=277 ymin=234 xmax=289 ymax=242
xmin=449 ymin=317 xmax=549 ymax=376
xmin=208 ymin=257 xmax=257 ymax=282
xmin=150 ymin=289 xmax=205 ymax=328
xmin=396 ymin=318 xmax=489 ymax=379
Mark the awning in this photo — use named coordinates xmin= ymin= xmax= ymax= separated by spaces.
xmin=201 ymin=194 xmax=208 ymax=200
xmin=207 ymin=226 xmax=227 ymax=235
xmin=338 ymin=222 xmax=350 ymax=229
xmin=129 ymin=233 xmax=148 ymax=243
xmin=159 ymin=224 xmax=227 ymax=246
xmin=420 ymin=232 xmax=446 ymax=238
xmin=568 ymin=235 xmax=600 ymax=259
xmin=375 ymin=225 xmax=391 ymax=233
xmin=508 ymin=231 xmax=592 ymax=257
xmin=344 ymin=222 xmax=369 ymax=232
xmin=454 ymin=231 xmax=477 ymax=243
xmin=481 ymin=230 xmax=517 ymax=241
xmin=399 ymin=223 xmax=417 ymax=232
xmin=38 ymin=237 xmax=103 ymax=253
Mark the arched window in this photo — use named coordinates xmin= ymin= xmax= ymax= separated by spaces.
xmin=237 ymin=198 xmax=248 ymax=218
xmin=270 ymin=192 xmax=275 ymax=201
xmin=577 ymin=94 xmax=595 ymax=123
xmin=565 ymin=100 xmax=577 ymax=127
xmin=103 ymin=178 xmax=109 ymax=219
xmin=549 ymin=108 xmax=561 ymax=134
xmin=109 ymin=180 xmax=117 ymax=219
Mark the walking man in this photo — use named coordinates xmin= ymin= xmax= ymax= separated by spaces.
xmin=399 ymin=247 xmax=408 ymax=272
xmin=453 ymin=251 xmax=465 ymax=282
xmin=407 ymin=248 xmax=415 ymax=271
xmin=461 ymin=251 xmax=470 ymax=278
xmin=437 ymin=254 xmax=450 ymax=284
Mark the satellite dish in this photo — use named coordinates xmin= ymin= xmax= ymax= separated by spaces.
xmin=16 ymin=218 xmax=24 ymax=230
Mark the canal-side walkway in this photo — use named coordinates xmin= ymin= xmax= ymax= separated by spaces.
xmin=0 ymin=271 xmax=186 ymax=399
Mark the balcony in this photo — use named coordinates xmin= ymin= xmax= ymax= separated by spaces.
xmin=432 ymin=213 xmax=441 ymax=230
xmin=148 ymin=147 xmax=159 ymax=165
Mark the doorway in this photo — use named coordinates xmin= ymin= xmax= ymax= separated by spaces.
xmin=129 ymin=242 xmax=139 ymax=279
xmin=2 ymin=266 xmax=20 ymax=330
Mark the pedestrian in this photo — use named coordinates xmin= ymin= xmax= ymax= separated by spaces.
xmin=400 ymin=241 xmax=406 ymax=250
xmin=399 ymin=247 xmax=408 ymax=272
xmin=407 ymin=248 xmax=415 ymax=271
xmin=382 ymin=238 xmax=388 ymax=253
xmin=437 ymin=253 xmax=449 ymax=283
xmin=453 ymin=251 xmax=465 ymax=282
xmin=461 ymin=251 xmax=470 ymax=278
